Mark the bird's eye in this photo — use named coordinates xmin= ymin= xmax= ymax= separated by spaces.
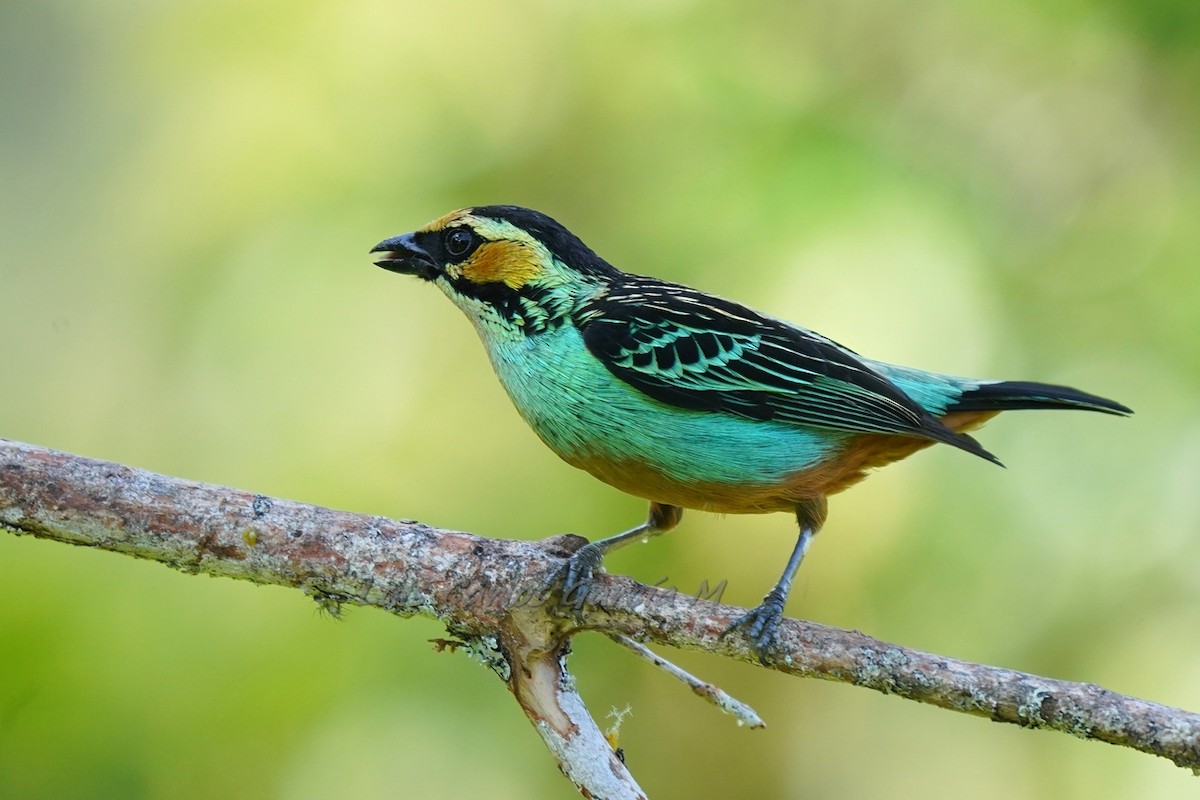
xmin=444 ymin=228 xmax=476 ymax=258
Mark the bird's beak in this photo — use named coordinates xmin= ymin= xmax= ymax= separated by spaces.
xmin=370 ymin=233 xmax=438 ymax=280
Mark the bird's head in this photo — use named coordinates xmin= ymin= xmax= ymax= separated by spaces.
xmin=371 ymin=206 xmax=618 ymax=338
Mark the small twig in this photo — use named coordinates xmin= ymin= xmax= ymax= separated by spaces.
xmin=608 ymin=633 xmax=766 ymax=729
xmin=503 ymin=610 xmax=646 ymax=798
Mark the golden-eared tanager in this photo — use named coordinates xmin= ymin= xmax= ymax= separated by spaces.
xmin=371 ymin=206 xmax=1131 ymax=658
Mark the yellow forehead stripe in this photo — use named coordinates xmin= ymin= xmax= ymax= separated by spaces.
xmin=420 ymin=208 xmax=472 ymax=233
xmin=461 ymin=240 xmax=542 ymax=289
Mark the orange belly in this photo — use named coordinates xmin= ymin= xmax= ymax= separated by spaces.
xmin=568 ymin=409 xmax=1000 ymax=516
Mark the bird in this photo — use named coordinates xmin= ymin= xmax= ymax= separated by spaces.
xmin=370 ymin=205 xmax=1131 ymax=659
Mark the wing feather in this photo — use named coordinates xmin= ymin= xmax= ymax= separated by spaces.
xmin=575 ymin=276 xmax=998 ymax=462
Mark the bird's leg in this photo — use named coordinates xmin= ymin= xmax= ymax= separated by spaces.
xmin=727 ymin=499 xmax=825 ymax=661
xmin=562 ymin=502 xmax=682 ymax=610
xmin=726 ymin=525 xmax=813 ymax=661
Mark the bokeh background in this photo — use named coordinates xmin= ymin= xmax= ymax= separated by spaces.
xmin=2 ymin=1 xmax=1199 ymax=797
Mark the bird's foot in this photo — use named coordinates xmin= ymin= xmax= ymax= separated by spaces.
xmin=724 ymin=588 xmax=788 ymax=663
xmin=559 ymin=541 xmax=606 ymax=612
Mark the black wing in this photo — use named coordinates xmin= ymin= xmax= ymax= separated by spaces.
xmin=574 ymin=276 xmax=998 ymax=463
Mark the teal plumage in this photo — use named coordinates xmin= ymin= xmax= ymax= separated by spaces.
xmin=485 ymin=323 xmax=850 ymax=497
xmin=371 ymin=205 xmax=1131 ymax=658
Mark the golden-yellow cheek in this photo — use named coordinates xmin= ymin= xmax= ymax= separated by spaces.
xmin=460 ymin=240 xmax=542 ymax=289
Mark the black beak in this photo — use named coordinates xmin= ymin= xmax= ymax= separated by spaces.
xmin=370 ymin=233 xmax=438 ymax=279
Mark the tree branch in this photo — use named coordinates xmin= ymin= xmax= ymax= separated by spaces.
xmin=2 ymin=438 xmax=1197 ymax=793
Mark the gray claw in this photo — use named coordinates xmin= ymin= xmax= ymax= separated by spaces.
xmin=725 ymin=590 xmax=787 ymax=662
xmin=561 ymin=542 xmax=605 ymax=610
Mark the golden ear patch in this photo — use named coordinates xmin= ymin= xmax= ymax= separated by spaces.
xmin=460 ymin=240 xmax=542 ymax=289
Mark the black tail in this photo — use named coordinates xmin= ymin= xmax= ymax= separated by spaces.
xmin=951 ymin=381 xmax=1132 ymax=416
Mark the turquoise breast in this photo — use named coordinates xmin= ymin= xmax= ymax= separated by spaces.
xmin=480 ymin=326 xmax=846 ymax=489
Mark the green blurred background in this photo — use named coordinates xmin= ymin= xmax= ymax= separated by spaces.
xmin=2 ymin=0 xmax=1198 ymax=797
